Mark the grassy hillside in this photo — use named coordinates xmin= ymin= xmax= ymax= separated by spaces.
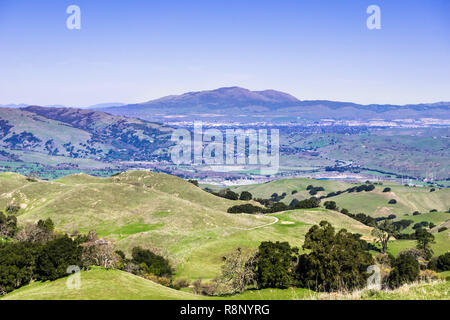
xmin=388 ymin=229 xmax=450 ymax=257
xmin=394 ymin=211 xmax=450 ymax=234
xmin=3 ymin=267 xmax=448 ymax=300
xmin=176 ymin=208 xmax=372 ymax=281
xmin=0 ymin=171 xmax=272 ymax=263
xmin=0 ymin=171 xmax=374 ymax=281
xmin=231 ymin=178 xmax=450 ymax=217
xmin=1 ymin=268 xmax=202 ymax=300
xmin=0 ymin=106 xmax=173 ymax=166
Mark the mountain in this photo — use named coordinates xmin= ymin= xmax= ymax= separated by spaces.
xmin=0 ymin=106 xmax=174 ymax=165
xmin=93 ymin=87 xmax=450 ymax=122
xmin=87 ymin=102 xmax=126 ymax=109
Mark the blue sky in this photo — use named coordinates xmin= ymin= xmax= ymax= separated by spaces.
xmin=0 ymin=0 xmax=449 ymax=106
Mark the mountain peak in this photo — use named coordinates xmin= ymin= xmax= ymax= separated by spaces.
xmin=145 ymin=87 xmax=300 ymax=105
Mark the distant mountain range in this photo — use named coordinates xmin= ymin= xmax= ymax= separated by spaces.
xmin=0 ymin=106 xmax=173 ymax=164
xmin=92 ymin=87 xmax=450 ymax=123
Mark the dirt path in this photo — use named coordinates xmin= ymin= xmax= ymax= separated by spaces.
xmin=242 ymin=216 xmax=279 ymax=231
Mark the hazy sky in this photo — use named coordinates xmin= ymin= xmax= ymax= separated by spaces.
xmin=0 ymin=0 xmax=449 ymax=107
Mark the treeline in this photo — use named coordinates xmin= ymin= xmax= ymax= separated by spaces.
xmin=319 ymin=183 xmax=376 ymax=200
xmin=221 ymin=182 xmax=379 ymax=215
xmin=227 ymin=197 xmax=320 ymax=214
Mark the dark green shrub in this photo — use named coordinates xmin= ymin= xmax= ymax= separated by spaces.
xmin=35 ymin=235 xmax=82 ymax=281
xmin=227 ymin=204 xmax=262 ymax=214
xmin=428 ymin=252 xmax=450 ymax=272
xmin=131 ymin=246 xmax=172 ymax=277
xmin=256 ymin=241 xmax=298 ymax=289
xmin=0 ymin=242 xmax=41 ymax=294
xmin=388 ymin=253 xmax=419 ymax=288
xmin=239 ymin=191 xmax=253 ymax=201
xmin=324 ymin=201 xmax=338 ymax=210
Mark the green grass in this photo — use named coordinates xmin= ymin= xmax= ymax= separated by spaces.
xmin=356 ymin=281 xmax=450 ymax=300
xmin=388 ymin=230 xmax=450 ymax=257
xmin=176 ymin=208 xmax=372 ymax=281
xmin=1 ymin=268 xmax=203 ymax=300
xmin=0 ymin=171 xmax=272 ymax=263
xmin=1 ymin=171 xmax=374 ymax=282
xmin=232 ymin=178 xmax=450 ymax=218
xmin=3 ymin=268 xmax=448 ymax=300
xmin=1 ymin=171 xmax=446 ymax=287
xmin=228 ymin=288 xmax=317 ymax=300
xmin=395 ymin=211 xmax=450 ymax=234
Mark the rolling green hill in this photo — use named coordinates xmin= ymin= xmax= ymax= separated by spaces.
xmin=0 ymin=268 xmax=202 ymax=300
xmin=2 ymin=267 xmax=448 ymax=300
xmin=231 ymin=178 xmax=450 ymax=218
xmin=0 ymin=171 xmax=272 ymax=264
xmin=0 ymin=171 xmax=373 ymax=281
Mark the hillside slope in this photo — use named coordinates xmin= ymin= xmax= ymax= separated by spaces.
xmin=3 ymin=267 xmax=448 ymax=300
xmin=0 ymin=171 xmax=374 ymax=280
xmin=231 ymin=178 xmax=450 ymax=217
xmin=0 ymin=171 xmax=271 ymax=260
xmin=1 ymin=268 xmax=202 ymax=300
xmin=0 ymin=106 xmax=173 ymax=165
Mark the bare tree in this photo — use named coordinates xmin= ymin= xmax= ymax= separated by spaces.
xmin=372 ymin=220 xmax=395 ymax=253
xmin=80 ymin=231 xmax=119 ymax=269
xmin=219 ymin=247 xmax=258 ymax=294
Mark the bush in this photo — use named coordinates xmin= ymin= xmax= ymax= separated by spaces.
xmin=239 ymin=191 xmax=253 ymax=201
xmin=172 ymin=278 xmax=190 ymax=290
xmin=143 ymin=273 xmax=171 ymax=287
xmin=438 ymin=227 xmax=448 ymax=233
xmin=267 ymin=202 xmax=289 ymax=213
xmin=419 ymin=269 xmax=439 ymax=282
xmin=256 ymin=241 xmax=298 ymax=289
xmin=0 ymin=242 xmax=41 ymax=294
xmin=5 ymin=204 xmax=20 ymax=215
xmin=388 ymin=199 xmax=397 ymax=204
xmin=131 ymin=247 xmax=173 ymax=277
xmin=35 ymin=235 xmax=83 ymax=281
xmin=0 ymin=212 xmax=17 ymax=238
xmin=227 ymin=204 xmax=262 ymax=214
xmin=223 ymin=190 xmax=239 ymax=201
xmin=290 ymin=197 xmax=320 ymax=209
xmin=323 ymin=201 xmax=338 ymax=210
xmin=383 ymin=187 xmax=391 ymax=193
xmin=291 ymin=190 xmax=298 ymax=195
xmin=428 ymin=252 xmax=450 ymax=272
xmin=413 ymin=211 xmax=421 ymax=216
xmin=413 ymin=221 xmax=429 ymax=230
xmin=392 ymin=219 xmax=413 ymax=231
xmin=388 ymin=253 xmax=420 ymax=289
xmin=187 ymin=180 xmax=199 ymax=187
